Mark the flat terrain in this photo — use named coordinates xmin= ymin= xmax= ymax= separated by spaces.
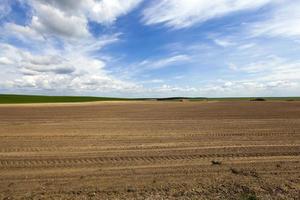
xmin=0 ymin=101 xmax=299 ymax=199
xmin=0 ymin=94 xmax=130 ymax=104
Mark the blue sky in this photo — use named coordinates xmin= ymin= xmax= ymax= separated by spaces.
xmin=0 ymin=0 xmax=300 ymax=97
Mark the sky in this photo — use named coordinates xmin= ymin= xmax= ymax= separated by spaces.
xmin=0 ymin=0 xmax=300 ymax=97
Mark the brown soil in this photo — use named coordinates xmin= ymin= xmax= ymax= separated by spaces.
xmin=0 ymin=101 xmax=299 ymax=199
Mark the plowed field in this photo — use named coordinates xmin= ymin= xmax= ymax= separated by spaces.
xmin=0 ymin=101 xmax=299 ymax=199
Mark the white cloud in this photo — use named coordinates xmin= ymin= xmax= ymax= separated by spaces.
xmin=31 ymin=0 xmax=143 ymax=26
xmin=224 ymin=55 xmax=300 ymax=96
xmin=0 ymin=43 xmax=74 ymax=75
xmin=35 ymin=0 xmax=85 ymax=12
xmin=0 ymin=35 xmax=140 ymax=94
xmin=30 ymin=1 xmax=90 ymax=38
xmin=251 ymin=1 xmax=300 ymax=38
xmin=4 ymin=73 xmax=141 ymax=93
xmin=5 ymin=0 xmax=142 ymax=40
xmin=0 ymin=57 xmax=14 ymax=65
xmin=197 ymin=79 xmax=300 ymax=97
xmin=139 ymin=54 xmax=191 ymax=69
xmin=0 ymin=0 xmax=11 ymax=19
xmin=146 ymin=79 xmax=165 ymax=84
xmin=1 ymin=0 xmax=299 ymax=97
xmin=229 ymin=55 xmax=284 ymax=73
xmin=131 ymin=84 xmax=199 ymax=97
xmin=237 ymin=43 xmax=256 ymax=50
xmin=155 ymin=84 xmax=197 ymax=93
xmin=84 ymin=0 xmax=143 ymax=24
xmin=142 ymin=0 xmax=273 ymax=29
xmin=4 ymin=23 xmax=44 ymax=41
xmin=229 ymin=56 xmax=300 ymax=81
xmin=0 ymin=0 xmax=144 ymax=95
xmin=213 ymin=38 xmax=235 ymax=47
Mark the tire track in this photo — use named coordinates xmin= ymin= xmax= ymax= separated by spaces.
xmin=1 ymin=161 xmax=300 ymax=183
xmin=0 ymin=131 xmax=299 ymax=153
xmin=1 ymin=145 xmax=299 ymax=157
xmin=1 ymin=150 xmax=299 ymax=169
xmin=1 ymin=128 xmax=299 ymax=139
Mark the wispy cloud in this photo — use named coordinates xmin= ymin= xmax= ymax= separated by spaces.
xmin=213 ymin=38 xmax=235 ymax=47
xmin=0 ymin=0 xmax=11 ymax=19
xmin=251 ymin=1 xmax=300 ymax=38
xmin=139 ymin=54 xmax=191 ymax=69
xmin=142 ymin=0 xmax=273 ymax=29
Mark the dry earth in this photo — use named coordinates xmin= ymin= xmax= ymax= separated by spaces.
xmin=0 ymin=101 xmax=299 ymax=199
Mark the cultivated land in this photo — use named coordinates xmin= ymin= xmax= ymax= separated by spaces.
xmin=1 ymin=94 xmax=300 ymax=104
xmin=0 ymin=101 xmax=299 ymax=199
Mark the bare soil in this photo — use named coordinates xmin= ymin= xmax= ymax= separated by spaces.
xmin=0 ymin=101 xmax=299 ymax=199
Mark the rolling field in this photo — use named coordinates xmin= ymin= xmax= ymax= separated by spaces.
xmin=0 ymin=101 xmax=300 ymax=199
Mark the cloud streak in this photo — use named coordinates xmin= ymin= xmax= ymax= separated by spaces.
xmin=139 ymin=55 xmax=191 ymax=70
xmin=251 ymin=1 xmax=300 ymax=38
xmin=142 ymin=0 xmax=273 ymax=29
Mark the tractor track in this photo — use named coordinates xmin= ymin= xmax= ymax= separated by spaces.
xmin=1 ymin=149 xmax=299 ymax=169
